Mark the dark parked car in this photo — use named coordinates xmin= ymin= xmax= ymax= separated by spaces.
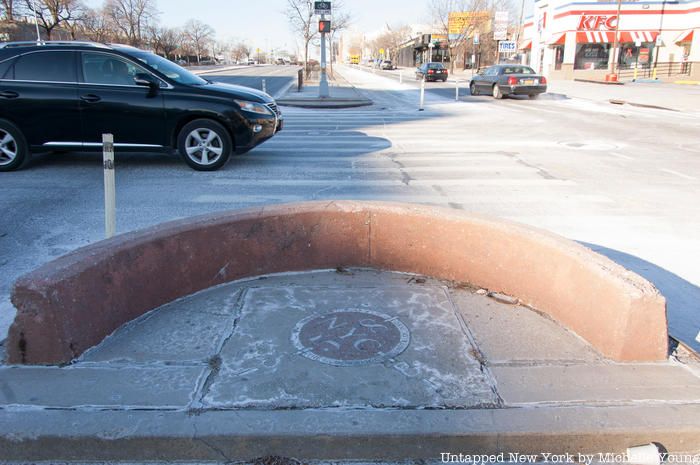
xmin=469 ymin=64 xmax=547 ymax=99
xmin=0 ymin=41 xmax=283 ymax=171
xmin=415 ymin=62 xmax=448 ymax=82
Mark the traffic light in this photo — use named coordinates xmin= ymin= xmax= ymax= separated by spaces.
xmin=319 ymin=20 xmax=331 ymax=33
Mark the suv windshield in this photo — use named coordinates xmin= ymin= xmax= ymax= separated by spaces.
xmin=119 ymin=49 xmax=208 ymax=86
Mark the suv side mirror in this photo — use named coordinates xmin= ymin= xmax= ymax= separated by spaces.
xmin=134 ymin=72 xmax=159 ymax=89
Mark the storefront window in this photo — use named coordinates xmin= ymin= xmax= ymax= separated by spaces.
xmin=574 ymin=43 xmax=610 ymax=70
xmin=618 ymin=44 xmax=655 ymax=69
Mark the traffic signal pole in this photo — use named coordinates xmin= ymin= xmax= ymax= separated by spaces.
xmin=319 ymin=13 xmax=330 ymax=98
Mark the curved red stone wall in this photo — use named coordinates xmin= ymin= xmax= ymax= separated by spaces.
xmin=7 ymin=201 xmax=667 ymax=365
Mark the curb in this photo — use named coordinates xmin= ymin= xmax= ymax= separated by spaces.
xmin=276 ymin=98 xmax=373 ymax=109
xmin=2 ymin=405 xmax=699 ymax=461
xmin=7 ymin=201 xmax=667 ymax=365
xmin=574 ymin=78 xmax=625 ymax=85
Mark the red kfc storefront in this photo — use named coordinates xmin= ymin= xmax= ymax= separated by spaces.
xmin=521 ymin=0 xmax=700 ymax=80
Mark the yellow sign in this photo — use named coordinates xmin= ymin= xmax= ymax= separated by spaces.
xmin=379 ymin=48 xmax=385 ymax=54
xmin=448 ymin=11 xmax=491 ymax=36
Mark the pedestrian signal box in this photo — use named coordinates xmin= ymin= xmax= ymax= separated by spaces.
xmin=319 ymin=20 xmax=331 ymax=33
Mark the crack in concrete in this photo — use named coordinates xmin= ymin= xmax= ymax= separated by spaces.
xmin=189 ymin=290 xmax=247 ymax=412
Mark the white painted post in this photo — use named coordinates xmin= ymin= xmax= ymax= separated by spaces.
xmin=262 ymin=79 xmax=267 ymax=94
xmin=399 ymin=71 xmax=403 ymax=84
xmin=102 ymin=134 xmax=116 ymax=239
xmin=455 ymin=80 xmax=460 ymax=101
xmin=419 ymin=77 xmax=425 ymax=111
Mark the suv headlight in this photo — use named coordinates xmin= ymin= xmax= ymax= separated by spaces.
xmin=234 ymin=100 xmax=273 ymax=115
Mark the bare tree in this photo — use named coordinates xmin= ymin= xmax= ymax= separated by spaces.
xmin=23 ymin=0 xmax=85 ymax=40
xmin=149 ymin=25 xmax=180 ymax=59
xmin=1 ymin=0 xmax=20 ymax=21
xmin=373 ymin=24 xmax=413 ymax=62
xmin=81 ymin=7 xmax=114 ymax=42
xmin=183 ymin=19 xmax=214 ymax=64
xmin=428 ymin=0 xmax=485 ymax=72
xmin=285 ymin=0 xmax=317 ymax=77
xmin=104 ymin=0 xmax=157 ymax=46
xmin=231 ymin=42 xmax=248 ymax=63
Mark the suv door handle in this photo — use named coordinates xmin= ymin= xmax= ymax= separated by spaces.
xmin=80 ymin=94 xmax=101 ymax=103
xmin=0 ymin=91 xmax=18 ymax=99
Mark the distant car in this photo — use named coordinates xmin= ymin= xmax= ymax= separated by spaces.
xmin=380 ymin=60 xmax=395 ymax=70
xmin=416 ymin=62 xmax=448 ymax=82
xmin=469 ymin=64 xmax=547 ymax=99
xmin=247 ymin=59 xmax=255 ymax=65
xmin=176 ymin=59 xmax=187 ymax=66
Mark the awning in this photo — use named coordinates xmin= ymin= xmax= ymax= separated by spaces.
xmin=619 ymin=31 xmax=659 ymax=43
xmin=548 ymin=33 xmax=566 ymax=45
xmin=519 ymin=40 xmax=532 ymax=50
xmin=675 ymin=29 xmax=694 ymax=43
xmin=575 ymin=31 xmax=659 ymax=44
xmin=576 ymin=31 xmax=614 ymax=43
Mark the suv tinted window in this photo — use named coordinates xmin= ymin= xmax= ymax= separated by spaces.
xmin=0 ymin=59 xmax=13 ymax=79
xmin=81 ymin=52 xmax=149 ymax=86
xmin=14 ymin=51 xmax=77 ymax=82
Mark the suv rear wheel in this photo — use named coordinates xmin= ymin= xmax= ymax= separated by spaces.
xmin=177 ymin=119 xmax=232 ymax=171
xmin=0 ymin=121 xmax=29 ymax=172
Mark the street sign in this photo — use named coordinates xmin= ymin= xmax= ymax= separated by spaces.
xmin=473 ymin=33 xmax=480 ymax=45
xmin=655 ymin=36 xmax=664 ymax=47
xmin=498 ymin=41 xmax=517 ymax=53
xmin=379 ymin=48 xmax=385 ymax=55
xmin=494 ymin=10 xmax=509 ymax=41
xmin=314 ymin=1 xmax=331 ymax=16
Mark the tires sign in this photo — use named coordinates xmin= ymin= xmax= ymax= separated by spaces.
xmin=498 ymin=41 xmax=517 ymax=53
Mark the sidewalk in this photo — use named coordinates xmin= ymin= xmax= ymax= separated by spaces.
xmin=276 ymin=68 xmax=373 ymax=108
xmin=1 ymin=269 xmax=699 ymax=461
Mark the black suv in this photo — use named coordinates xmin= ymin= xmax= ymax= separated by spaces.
xmin=0 ymin=41 xmax=283 ymax=171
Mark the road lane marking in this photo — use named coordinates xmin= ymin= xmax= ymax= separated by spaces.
xmin=610 ymin=152 xmax=634 ymax=160
xmin=661 ymin=169 xmax=697 ymax=180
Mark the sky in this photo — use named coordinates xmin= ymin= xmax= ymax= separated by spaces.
xmin=84 ymin=0 xmax=534 ymax=56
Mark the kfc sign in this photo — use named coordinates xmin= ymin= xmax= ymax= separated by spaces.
xmin=578 ymin=15 xmax=618 ymax=30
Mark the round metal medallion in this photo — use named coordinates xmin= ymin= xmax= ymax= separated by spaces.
xmin=291 ymin=310 xmax=410 ymax=367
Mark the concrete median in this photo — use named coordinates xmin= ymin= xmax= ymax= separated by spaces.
xmin=7 ymin=201 xmax=667 ymax=365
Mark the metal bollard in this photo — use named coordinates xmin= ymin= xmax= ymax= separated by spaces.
xmin=419 ymin=77 xmax=425 ymax=111
xmin=102 ymin=134 xmax=116 ymax=239
xmin=262 ymin=79 xmax=266 ymax=93
xmin=455 ymin=80 xmax=460 ymax=101
xmin=298 ymin=69 xmax=304 ymax=92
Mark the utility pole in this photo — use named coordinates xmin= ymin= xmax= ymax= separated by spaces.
xmin=610 ymin=0 xmax=623 ymax=77
xmin=318 ymin=14 xmax=330 ymax=98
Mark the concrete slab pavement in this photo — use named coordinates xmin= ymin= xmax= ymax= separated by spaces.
xmin=277 ymin=69 xmax=372 ymax=108
xmin=1 ymin=269 xmax=699 ymax=460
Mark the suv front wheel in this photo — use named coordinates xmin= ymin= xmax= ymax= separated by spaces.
xmin=0 ymin=121 xmax=29 ymax=172
xmin=177 ymin=119 xmax=232 ymax=171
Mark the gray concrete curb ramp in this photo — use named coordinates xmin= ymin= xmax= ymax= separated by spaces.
xmin=7 ymin=201 xmax=667 ymax=365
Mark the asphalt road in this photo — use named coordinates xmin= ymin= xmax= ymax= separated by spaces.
xmin=1 ymin=64 xmax=699 ymax=354
xmin=204 ymin=64 xmax=300 ymax=98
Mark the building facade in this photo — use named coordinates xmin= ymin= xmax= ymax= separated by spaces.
xmin=520 ymin=0 xmax=700 ymax=80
